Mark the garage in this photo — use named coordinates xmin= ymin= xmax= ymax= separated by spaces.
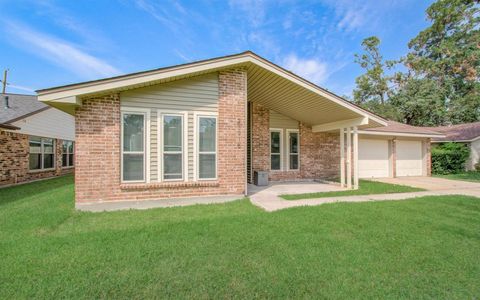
xmin=396 ymin=140 xmax=424 ymax=176
xmin=359 ymin=139 xmax=390 ymax=178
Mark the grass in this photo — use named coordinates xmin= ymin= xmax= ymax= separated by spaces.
xmin=435 ymin=171 xmax=480 ymax=182
xmin=1 ymin=175 xmax=480 ymax=298
xmin=281 ymin=179 xmax=425 ymax=200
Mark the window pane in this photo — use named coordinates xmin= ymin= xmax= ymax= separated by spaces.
xmin=69 ymin=142 xmax=74 ymax=153
xmin=123 ymin=114 xmax=144 ymax=152
xmin=289 ymin=132 xmax=298 ymax=154
xmin=62 ymin=141 xmax=68 ymax=153
xmin=199 ymin=154 xmax=216 ymax=179
xmin=29 ymin=140 xmax=41 ymax=154
xmin=69 ymin=154 xmax=74 ymax=166
xmin=290 ymin=154 xmax=299 ymax=170
xmin=164 ymin=115 xmax=182 ymax=152
xmin=123 ymin=154 xmax=144 ymax=181
xmin=271 ymin=131 xmax=280 ymax=154
xmin=44 ymin=154 xmax=54 ymax=169
xmin=29 ymin=154 xmax=41 ymax=170
xmin=271 ymin=154 xmax=281 ymax=170
xmin=199 ymin=117 xmax=216 ymax=152
xmin=164 ymin=153 xmax=182 ymax=180
xmin=43 ymin=139 xmax=54 ymax=154
xmin=62 ymin=154 xmax=68 ymax=167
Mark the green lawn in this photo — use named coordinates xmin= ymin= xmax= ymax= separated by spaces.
xmin=435 ymin=171 xmax=480 ymax=182
xmin=1 ymin=175 xmax=480 ymax=298
xmin=281 ymin=179 xmax=425 ymax=200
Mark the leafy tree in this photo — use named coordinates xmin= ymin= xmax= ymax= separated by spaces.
xmin=353 ymin=36 xmax=391 ymax=105
xmin=405 ymin=0 xmax=480 ymax=124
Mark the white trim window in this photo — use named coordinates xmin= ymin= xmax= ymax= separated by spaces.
xmin=270 ymin=129 xmax=283 ymax=171
xmin=161 ymin=113 xmax=186 ymax=181
xmin=29 ymin=136 xmax=55 ymax=170
xmin=287 ymin=129 xmax=300 ymax=170
xmin=121 ymin=110 xmax=148 ymax=182
xmin=196 ymin=115 xmax=217 ymax=180
xmin=62 ymin=140 xmax=74 ymax=167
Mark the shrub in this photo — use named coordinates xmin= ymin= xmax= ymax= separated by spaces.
xmin=431 ymin=142 xmax=470 ymax=174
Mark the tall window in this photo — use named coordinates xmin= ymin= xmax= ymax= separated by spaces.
xmin=29 ymin=137 xmax=55 ymax=170
xmin=197 ymin=116 xmax=217 ymax=180
xmin=163 ymin=114 xmax=183 ymax=180
xmin=62 ymin=140 xmax=74 ymax=167
xmin=122 ymin=112 xmax=145 ymax=182
xmin=288 ymin=130 xmax=299 ymax=170
xmin=270 ymin=129 xmax=282 ymax=170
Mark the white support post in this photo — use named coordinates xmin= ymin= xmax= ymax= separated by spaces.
xmin=340 ymin=128 xmax=345 ymax=187
xmin=353 ymin=126 xmax=359 ymax=190
xmin=346 ymin=127 xmax=352 ymax=189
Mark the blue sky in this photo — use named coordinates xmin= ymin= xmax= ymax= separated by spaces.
xmin=0 ymin=0 xmax=434 ymax=96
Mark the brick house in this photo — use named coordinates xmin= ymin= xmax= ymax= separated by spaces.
xmin=0 ymin=93 xmax=75 ymax=187
xmin=36 ymin=51 xmax=442 ymax=207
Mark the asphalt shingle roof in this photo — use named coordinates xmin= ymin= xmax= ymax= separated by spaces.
xmin=426 ymin=122 xmax=480 ymax=142
xmin=0 ymin=93 xmax=49 ymax=124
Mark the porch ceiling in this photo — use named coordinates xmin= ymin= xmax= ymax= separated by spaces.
xmin=245 ymin=63 xmax=382 ymax=129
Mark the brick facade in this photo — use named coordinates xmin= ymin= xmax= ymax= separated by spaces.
xmin=250 ymin=103 xmax=340 ymax=182
xmin=0 ymin=130 xmax=73 ymax=187
xmin=74 ymin=69 xmax=247 ymax=203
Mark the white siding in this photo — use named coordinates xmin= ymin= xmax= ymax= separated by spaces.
xmin=466 ymin=139 xmax=480 ymax=170
xmin=11 ymin=108 xmax=75 ymax=140
xmin=120 ymin=73 xmax=219 ymax=181
xmin=269 ymin=110 xmax=299 ymax=129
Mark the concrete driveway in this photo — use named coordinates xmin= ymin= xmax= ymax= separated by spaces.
xmin=249 ymin=177 xmax=480 ymax=212
xmin=371 ymin=176 xmax=480 ymax=191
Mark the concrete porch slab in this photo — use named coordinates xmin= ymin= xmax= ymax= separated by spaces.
xmin=76 ymin=194 xmax=245 ymax=212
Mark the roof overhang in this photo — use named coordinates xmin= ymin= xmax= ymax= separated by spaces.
xmin=37 ymin=51 xmax=387 ymax=128
xmin=0 ymin=123 xmax=20 ymax=130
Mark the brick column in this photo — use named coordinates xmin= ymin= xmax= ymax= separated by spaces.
xmin=75 ymin=94 xmax=120 ymax=203
xmin=426 ymin=138 xmax=432 ymax=176
xmin=251 ymin=102 xmax=270 ymax=173
xmin=218 ymin=69 xmax=248 ymax=194
xmin=391 ymin=139 xmax=397 ymax=177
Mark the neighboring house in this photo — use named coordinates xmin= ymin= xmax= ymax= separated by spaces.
xmin=0 ymin=93 xmax=75 ymax=187
xmin=428 ymin=122 xmax=480 ymax=170
xmin=36 ymin=51 xmax=443 ymax=206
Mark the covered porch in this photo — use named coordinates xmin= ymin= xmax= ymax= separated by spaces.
xmin=244 ymin=58 xmax=383 ymax=190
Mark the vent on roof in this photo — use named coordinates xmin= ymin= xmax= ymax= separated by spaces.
xmin=4 ymin=96 xmax=9 ymax=109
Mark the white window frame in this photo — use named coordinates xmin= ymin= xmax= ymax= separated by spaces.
xmin=157 ymin=110 xmax=188 ymax=182
xmin=120 ymin=107 xmax=150 ymax=183
xmin=287 ymin=129 xmax=300 ymax=170
xmin=269 ymin=128 xmax=283 ymax=171
xmin=194 ymin=112 xmax=218 ymax=181
xmin=62 ymin=140 xmax=75 ymax=168
xmin=29 ymin=136 xmax=55 ymax=171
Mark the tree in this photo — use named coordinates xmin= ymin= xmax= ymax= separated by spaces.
xmin=353 ymin=36 xmax=391 ymax=105
xmin=405 ymin=0 xmax=480 ymax=124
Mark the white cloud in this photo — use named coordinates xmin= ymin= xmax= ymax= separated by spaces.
xmin=282 ymin=54 xmax=329 ymax=84
xmin=5 ymin=21 xmax=121 ymax=79
xmin=228 ymin=0 xmax=267 ymax=28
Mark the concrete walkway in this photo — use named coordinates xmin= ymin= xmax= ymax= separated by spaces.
xmin=249 ymin=178 xmax=480 ymax=212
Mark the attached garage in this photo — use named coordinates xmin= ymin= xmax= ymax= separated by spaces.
xmin=396 ymin=140 xmax=424 ymax=176
xmin=358 ymin=138 xmax=390 ymax=178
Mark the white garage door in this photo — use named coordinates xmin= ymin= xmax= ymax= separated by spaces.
xmin=396 ymin=140 xmax=424 ymax=176
xmin=359 ymin=139 xmax=390 ymax=178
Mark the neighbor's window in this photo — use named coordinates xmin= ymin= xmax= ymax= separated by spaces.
xmin=197 ymin=116 xmax=217 ymax=179
xmin=270 ymin=129 xmax=282 ymax=170
xmin=163 ymin=114 xmax=183 ymax=180
xmin=122 ymin=112 xmax=145 ymax=182
xmin=62 ymin=140 xmax=74 ymax=167
xmin=29 ymin=136 xmax=55 ymax=170
xmin=288 ymin=131 xmax=299 ymax=170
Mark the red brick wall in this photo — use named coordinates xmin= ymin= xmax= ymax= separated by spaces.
xmin=426 ymin=138 xmax=432 ymax=176
xmin=0 ymin=130 xmax=73 ymax=187
xmin=74 ymin=69 xmax=247 ymax=203
xmin=250 ymin=104 xmax=340 ymax=182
